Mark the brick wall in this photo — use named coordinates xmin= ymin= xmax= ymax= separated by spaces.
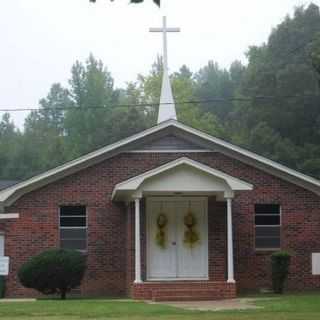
xmin=0 ymin=151 xmax=319 ymax=297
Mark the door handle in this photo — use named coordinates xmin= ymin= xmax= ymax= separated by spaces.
xmin=172 ymin=241 xmax=176 ymax=246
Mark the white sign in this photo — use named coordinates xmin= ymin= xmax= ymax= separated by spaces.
xmin=0 ymin=257 xmax=9 ymax=276
xmin=312 ymin=253 xmax=320 ymax=275
xmin=0 ymin=234 xmax=4 ymax=256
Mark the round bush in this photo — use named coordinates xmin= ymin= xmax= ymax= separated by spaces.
xmin=271 ymin=251 xmax=291 ymax=294
xmin=18 ymin=249 xmax=86 ymax=299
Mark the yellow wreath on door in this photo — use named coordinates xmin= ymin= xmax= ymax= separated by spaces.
xmin=184 ymin=210 xmax=200 ymax=248
xmin=155 ymin=213 xmax=168 ymax=249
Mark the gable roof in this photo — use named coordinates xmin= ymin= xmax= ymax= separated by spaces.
xmin=0 ymin=119 xmax=319 ymax=209
xmin=0 ymin=180 xmax=19 ymax=191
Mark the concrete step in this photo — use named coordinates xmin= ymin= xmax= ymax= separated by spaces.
xmin=152 ymin=289 xmax=220 ymax=302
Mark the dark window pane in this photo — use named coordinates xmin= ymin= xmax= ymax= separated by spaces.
xmin=60 ymin=216 xmax=86 ymax=227
xmin=60 ymin=206 xmax=86 ymax=216
xmin=255 ymin=237 xmax=280 ymax=249
xmin=255 ymin=215 xmax=280 ymax=225
xmin=60 ymin=239 xmax=86 ymax=250
xmin=256 ymin=226 xmax=280 ymax=237
xmin=255 ymin=204 xmax=280 ymax=215
xmin=60 ymin=228 xmax=86 ymax=240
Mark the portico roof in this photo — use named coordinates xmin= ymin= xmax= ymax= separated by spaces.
xmin=112 ymin=157 xmax=253 ymax=201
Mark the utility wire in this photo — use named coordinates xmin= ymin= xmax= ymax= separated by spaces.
xmin=0 ymin=94 xmax=319 ymax=112
xmin=0 ymin=36 xmax=318 ymax=113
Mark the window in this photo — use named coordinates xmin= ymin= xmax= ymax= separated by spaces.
xmin=255 ymin=204 xmax=280 ymax=250
xmin=60 ymin=206 xmax=87 ymax=251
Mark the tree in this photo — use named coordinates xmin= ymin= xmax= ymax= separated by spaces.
xmin=134 ymin=58 xmax=225 ymax=137
xmin=3 ymin=54 xmax=152 ymax=180
xmin=231 ymin=3 xmax=320 ymax=178
xmin=113 ymin=83 xmax=152 ymax=139
xmin=2 ymin=4 xmax=320 ymax=180
xmin=310 ymin=32 xmax=320 ymax=86
xmin=18 ymin=249 xmax=87 ymax=300
xmin=172 ymin=65 xmax=225 ymax=137
xmin=63 ymin=54 xmax=150 ymax=158
xmin=0 ymin=113 xmax=22 ymax=179
xmin=23 ymin=84 xmax=72 ymax=177
xmin=64 ymin=55 xmax=118 ymax=156
xmin=195 ymin=61 xmax=235 ymax=121
xmin=89 ymin=0 xmax=160 ymax=6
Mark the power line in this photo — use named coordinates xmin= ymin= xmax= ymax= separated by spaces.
xmin=0 ymin=94 xmax=319 ymax=112
xmin=0 ymin=34 xmax=317 ymax=113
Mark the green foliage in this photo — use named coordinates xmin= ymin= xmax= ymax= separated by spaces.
xmin=0 ymin=113 xmax=23 ymax=179
xmin=2 ymin=54 xmax=150 ymax=180
xmin=0 ymin=276 xmax=5 ymax=298
xmin=229 ymin=3 xmax=320 ymax=178
xmin=195 ymin=61 xmax=236 ymax=121
xmin=23 ymin=83 xmax=71 ymax=175
xmin=18 ymin=249 xmax=87 ymax=300
xmin=130 ymin=0 xmax=160 ymax=5
xmin=2 ymin=4 xmax=320 ymax=181
xmin=271 ymin=251 xmax=291 ymax=294
xmin=90 ymin=0 xmax=160 ymax=6
xmin=311 ymin=33 xmax=320 ymax=86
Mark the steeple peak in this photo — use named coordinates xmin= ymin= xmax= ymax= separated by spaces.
xmin=150 ymin=16 xmax=180 ymax=124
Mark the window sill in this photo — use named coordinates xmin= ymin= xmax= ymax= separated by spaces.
xmin=255 ymin=248 xmax=280 ymax=254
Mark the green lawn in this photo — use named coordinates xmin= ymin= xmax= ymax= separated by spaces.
xmin=0 ymin=293 xmax=320 ymax=320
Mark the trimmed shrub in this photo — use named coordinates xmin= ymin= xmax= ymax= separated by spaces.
xmin=0 ymin=276 xmax=5 ymax=298
xmin=271 ymin=251 xmax=291 ymax=294
xmin=18 ymin=249 xmax=86 ymax=299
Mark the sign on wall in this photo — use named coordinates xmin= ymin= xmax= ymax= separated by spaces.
xmin=0 ymin=257 xmax=9 ymax=276
xmin=0 ymin=234 xmax=4 ymax=256
xmin=312 ymin=253 xmax=320 ymax=275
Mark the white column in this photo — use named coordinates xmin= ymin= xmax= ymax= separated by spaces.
xmin=134 ymin=198 xmax=142 ymax=283
xmin=226 ymin=197 xmax=235 ymax=283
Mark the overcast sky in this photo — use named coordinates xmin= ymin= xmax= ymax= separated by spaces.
xmin=0 ymin=0 xmax=312 ymax=127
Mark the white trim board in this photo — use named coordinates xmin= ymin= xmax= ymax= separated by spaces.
xmin=0 ymin=213 xmax=19 ymax=219
xmin=0 ymin=119 xmax=319 ymax=209
xmin=127 ymin=150 xmax=213 ymax=153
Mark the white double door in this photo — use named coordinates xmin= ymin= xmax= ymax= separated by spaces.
xmin=147 ymin=197 xmax=208 ymax=280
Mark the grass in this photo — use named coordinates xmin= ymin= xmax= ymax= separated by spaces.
xmin=0 ymin=293 xmax=319 ymax=319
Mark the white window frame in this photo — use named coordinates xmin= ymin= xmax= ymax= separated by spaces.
xmin=59 ymin=206 xmax=87 ymax=252
xmin=255 ymin=204 xmax=281 ymax=251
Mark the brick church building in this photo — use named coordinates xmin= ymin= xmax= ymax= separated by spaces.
xmin=0 ymin=17 xmax=320 ymax=301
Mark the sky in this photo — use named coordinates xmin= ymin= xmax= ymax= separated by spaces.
xmin=0 ymin=0 xmax=313 ymax=128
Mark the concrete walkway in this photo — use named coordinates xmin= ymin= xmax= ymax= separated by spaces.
xmin=0 ymin=298 xmax=36 ymax=303
xmin=153 ymin=298 xmax=266 ymax=311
